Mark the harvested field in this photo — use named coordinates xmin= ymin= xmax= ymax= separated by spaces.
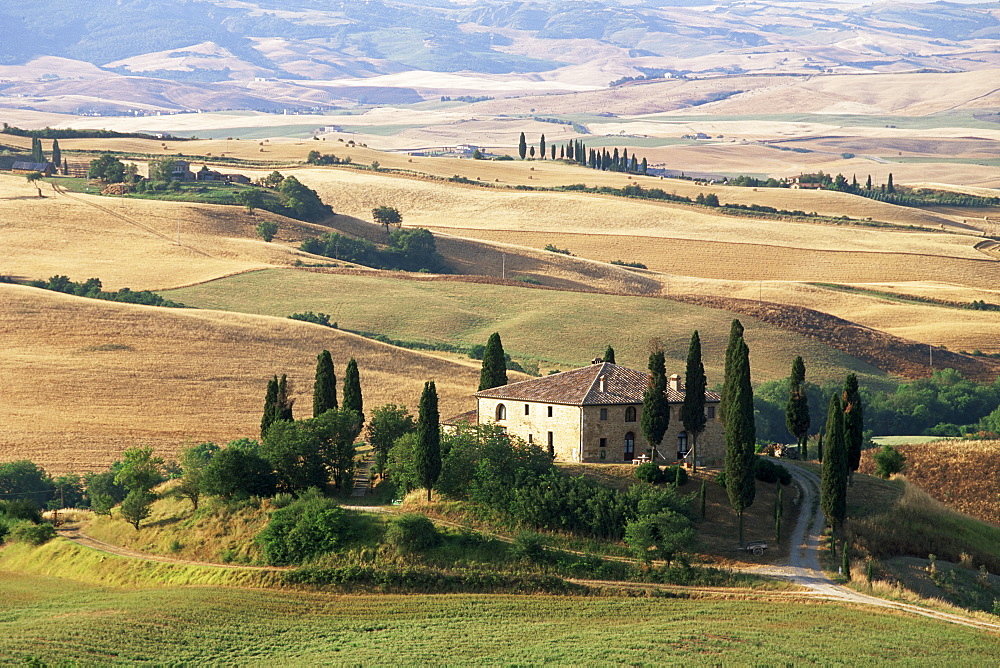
xmin=671 ymin=295 xmax=1000 ymax=382
xmin=422 ymin=227 xmax=999 ymax=289
xmin=163 ymin=268 xmax=887 ymax=386
xmin=0 ymin=284 xmax=481 ymax=475
xmin=859 ymin=441 xmax=1000 ymax=527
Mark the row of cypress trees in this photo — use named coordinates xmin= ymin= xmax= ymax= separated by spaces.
xmin=515 ymin=131 xmax=648 ymax=174
xmin=261 ymin=351 xmax=364 ymax=439
xmin=28 ymin=137 xmax=61 ymax=166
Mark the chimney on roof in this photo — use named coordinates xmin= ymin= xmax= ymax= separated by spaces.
xmin=598 ymin=376 xmax=606 ymax=393
xmin=668 ymin=374 xmax=682 ymax=392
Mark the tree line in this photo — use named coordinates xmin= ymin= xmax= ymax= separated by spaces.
xmin=516 ymin=132 xmax=648 ymax=174
xmin=25 ymin=275 xmax=185 ymax=308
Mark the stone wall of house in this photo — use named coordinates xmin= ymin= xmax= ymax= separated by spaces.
xmin=476 ymin=398 xmax=582 ymax=461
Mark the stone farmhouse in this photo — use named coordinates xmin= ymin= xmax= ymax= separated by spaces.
xmin=473 ymin=361 xmax=724 ymax=467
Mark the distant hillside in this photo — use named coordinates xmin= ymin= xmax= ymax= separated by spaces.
xmin=1 ymin=0 xmax=999 ymax=112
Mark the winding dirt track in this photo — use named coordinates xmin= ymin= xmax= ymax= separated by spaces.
xmin=56 ymin=469 xmax=1000 ymax=633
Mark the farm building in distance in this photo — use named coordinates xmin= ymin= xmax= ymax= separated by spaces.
xmin=11 ymin=161 xmax=55 ymax=176
xmin=472 ymin=361 xmax=724 ymax=466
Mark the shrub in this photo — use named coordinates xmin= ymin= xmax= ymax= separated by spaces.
xmin=256 ymin=221 xmax=278 ymax=242
xmin=258 ymin=492 xmax=349 ymax=566
xmin=715 ymin=470 xmax=727 ymax=489
xmin=662 ymin=465 xmax=688 ymax=486
xmin=510 ymin=531 xmax=546 ymax=562
xmin=634 ymin=462 xmax=661 ymax=483
xmin=10 ymin=521 xmax=56 ymax=545
xmin=755 ymin=458 xmax=791 ymax=485
xmin=384 ymin=513 xmax=440 ymax=555
xmin=873 ymin=445 xmax=906 ymax=478
xmin=0 ymin=499 xmax=42 ymax=523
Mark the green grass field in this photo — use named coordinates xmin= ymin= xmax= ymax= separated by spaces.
xmin=163 ymin=268 xmax=888 ymax=384
xmin=2 ymin=571 xmax=998 ymax=665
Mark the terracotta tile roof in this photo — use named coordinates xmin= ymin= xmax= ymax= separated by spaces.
xmin=442 ymin=408 xmax=478 ymax=426
xmin=475 ymin=362 xmax=720 ymax=406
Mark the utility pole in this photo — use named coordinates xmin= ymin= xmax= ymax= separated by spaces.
xmin=501 ymin=253 xmax=505 ymax=280
xmin=929 ymin=344 xmax=933 ymax=369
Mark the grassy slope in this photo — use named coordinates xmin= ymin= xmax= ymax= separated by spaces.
xmin=1 ymin=570 xmax=999 ymax=665
xmin=163 ymin=268 xmax=887 ymax=386
xmin=1 ymin=284 xmax=481 ymax=474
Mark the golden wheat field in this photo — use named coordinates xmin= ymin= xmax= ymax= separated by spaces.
xmin=859 ymin=440 xmax=1000 ymax=526
xmin=0 ymin=284 xmax=482 ymax=475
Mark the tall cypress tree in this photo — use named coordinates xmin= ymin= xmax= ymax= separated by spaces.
xmin=603 ymin=345 xmax=616 ymax=364
xmin=518 ymin=132 xmax=527 ymax=160
xmin=681 ymin=331 xmax=707 ymax=473
xmin=821 ymin=393 xmax=848 ymax=535
xmin=51 ymin=139 xmax=61 ymax=168
xmin=342 ymin=357 xmax=363 ymax=429
xmin=539 ymin=134 xmax=546 ymax=160
xmin=720 ymin=319 xmax=745 ymax=426
xmin=785 ymin=356 xmax=810 ymax=460
xmin=313 ymin=350 xmax=337 ymax=417
xmin=31 ymin=137 xmax=43 ymax=163
xmin=276 ymin=374 xmax=294 ymax=422
xmin=842 ymin=374 xmax=864 ymax=484
xmin=724 ymin=333 xmax=756 ymax=546
xmin=479 ymin=332 xmax=508 ymax=391
xmin=261 ymin=376 xmax=279 ymax=438
xmin=415 ymin=381 xmax=441 ymax=502
xmin=641 ymin=351 xmax=669 ymax=463
xmin=887 ymin=173 xmax=895 ymax=193
xmin=641 ymin=157 xmax=648 ymax=174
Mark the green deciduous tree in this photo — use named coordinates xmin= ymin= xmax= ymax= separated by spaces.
xmin=313 ymin=351 xmax=337 ymax=418
xmin=821 ymin=393 xmax=848 ymax=535
xmin=342 ymin=358 xmax=363 ymax=428
xmin=372 ymin=205 xmax=402 ymax=234
xmin=873 ymin=444 xmax=905 ymax=479
xmin=624 ymin=510 xmax=695 ymax=568
xmin=842 ymin=374 xmax=864 ymax=483
xmin=200 ymin=440 xmax=276 ymax=500
xmin=308 ymin=408 xmax=361 ymax=491
xmin=235 ymin=188 xmax=264 ymax=215
xmin=147 ymin=157 xmax=175 ymax=182
xmin=255 ymin=220 xmax=278 ymax=242
xmin=415 ymin=381 xmax=441 ymax=501
xmin=176 ymin=442 xmax=219 ymax=511
xmin=120 ymin=489 xmax=155 ymax=530
xmin=367 ymin=403 xmax=416 ymax=475
xmin=113 ymin=446 xmax=164 ymax=494
xmin=261 ymin=419 xmax=325 ymax=493
xmin=24 ymin=171 xmax=43 ymax=197
xmin=479 ymin=332 xmax=508 ymax=391
xmin=641 ymin=351 xmax=669 ymax=463
xmin=723 ymin=321 xmax=756 ymax=546
xmin=88 ymin=154 xmax=125 ymax=183
xmin=785 ymin=356 xmax=811 ymax=460
xmin=681 ymin=331 xmax=708 ymax=472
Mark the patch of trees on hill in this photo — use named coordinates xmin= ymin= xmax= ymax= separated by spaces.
xmin=300 ymin=228 xmax=447 ymax=273
xmin=1 ymin=124 xmax=183 ymax=141
xmin=26 ymin=275 xmax=185 ymax=308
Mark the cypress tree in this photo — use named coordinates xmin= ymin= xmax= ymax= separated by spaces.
xmin=630 ymin=156 xmax=639 ymax=173
xmin=865 ymin=174 xmax=872 ymax=190
xmin=31 ymin=137 xmax=43 ymax=163
xmin=479 ymin=332 xmax=508 ymax=391
xmin=720 ymin=319 xmax=745 ymax=426
xmin=559 ymin=145 xmax=565 ymax=159
xmin=700 ymin=480 xmax=707 ymax=518
xmin=723 ymin=329 xmax=756 ymax=546
xmin=313 ymin=350 xmax=337 ymax=417
xmin=603 ymin=345 xmax=616 ymax=364
xmin=887 ymin=173 xmax=895 ymax=193
xmin=342 ymin=357 xmax=363 ymax=427
xmin=518 ymin=132 xmax=526 ymax=160
xmin=621 ymin=148 xmax=628 ymax=171
xmin=681 ymin=331 xmax=707 ymax=472
xmin=612 ymin=148 xmax=619 ymax=171
xmin=821 ymin=393 xmax=848 ymax=535
xmin=641 ymin=157 xmax=648 ymax=174
xmin=415 ymin=380 xmax=441 ymax=501
xmin=551 ymin=145 xmax=556 ymax=160
xmin=261 ymin=376 xmax=279 ymax=438
xmin=843 ymin=374 xmax=863 ymax=484
xmin=841 ymin=541 xmax=851 ymax=578
xmin=785 ymin=356 xmax=810 ymax=460
xmin=51 ymin=139 xmax=61 ymax=168
xmin=276 ymin=374 xmax=294 ymax=422
xmin=641 ymin=351 xmax=669 ymax=463
xmin=539 ymin=134 xmax=546 ymax=160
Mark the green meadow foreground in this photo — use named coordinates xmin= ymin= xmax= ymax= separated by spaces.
xmin=1 ymin=571 xmax=998 ymax=666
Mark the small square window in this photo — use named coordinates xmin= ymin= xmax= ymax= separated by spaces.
xmin=600 ymin=437 xmax=607 ymax=449
xmin=525 ymin=404 xmax=530 ymax=415
xmin=600 ymin=408 xmax=608 ymax=420
xmin=547 ymin=406 xmax=553 ymax=417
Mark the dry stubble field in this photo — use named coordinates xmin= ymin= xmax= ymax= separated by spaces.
xmin=0 ymin=285 xmax=481 ymax=475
